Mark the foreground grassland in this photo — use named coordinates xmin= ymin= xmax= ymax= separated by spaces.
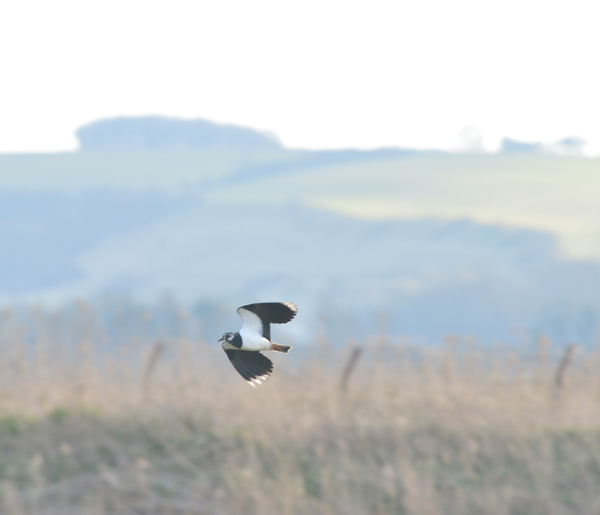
xmin=1 ymin=317 xmax=600 ymax=514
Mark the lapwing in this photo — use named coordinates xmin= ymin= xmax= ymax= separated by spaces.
xmin=219 ymin=302 xmax=297 ymax=387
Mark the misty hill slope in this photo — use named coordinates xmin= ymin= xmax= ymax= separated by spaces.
xmin=30 ymin=201 xmax=599 ymax=343
xmin=2 ymin=151 xmax=596 ymax=258
xmin=1 ymin=150 xmax=600 ymax=342
xmin=0 ymin=150 xmax=292 ymax=191
xmin=0 ymin=147 xmax=433 ymax=191
xmin=0 ymin=190 xmax=194 ymax=292
xmin=66 ymin=203 xmax=559 ymax=299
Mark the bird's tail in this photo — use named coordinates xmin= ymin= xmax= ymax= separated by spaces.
xmin=271 ymin=343 xmax=292 ymax=353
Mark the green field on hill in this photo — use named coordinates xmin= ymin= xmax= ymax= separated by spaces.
xmin=0 ymin=150 xmax=295 ymax=191
xmin=2 ymin=151 xmax=599 ymax=258
xmin=208 ymin=153 xmax=600 ymax=259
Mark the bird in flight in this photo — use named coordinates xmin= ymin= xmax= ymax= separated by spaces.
xmin=219 ymin=302 xmax=297 ymax=387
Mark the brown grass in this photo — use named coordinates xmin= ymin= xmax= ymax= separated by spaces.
xmin=1 ymin=308 xmax=600 ymax=514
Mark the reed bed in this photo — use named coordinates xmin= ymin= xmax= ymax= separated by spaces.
xmin=1 ymin=307 xmax=600 ymax=514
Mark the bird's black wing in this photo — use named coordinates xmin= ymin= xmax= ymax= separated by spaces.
xmin=237 ymin=302 xmax=297 ymax=340
xmin=224 ymin=349 xmax=274 ymax=388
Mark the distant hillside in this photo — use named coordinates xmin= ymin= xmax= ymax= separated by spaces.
xmin=2 ymin=188 xmax=600 ymax=344
xmin=75 ymin=116 xmax=283 ymax=151
xmin=1 ymin=150 xmax=600 ymax=344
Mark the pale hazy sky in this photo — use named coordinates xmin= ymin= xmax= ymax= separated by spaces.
xmin=1 ymin=0 xmax=599 ymax=153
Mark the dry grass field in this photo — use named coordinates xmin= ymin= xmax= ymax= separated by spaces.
xmin=2 ymin=306 xmax=600 ymax=514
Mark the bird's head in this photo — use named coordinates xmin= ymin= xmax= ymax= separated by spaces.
xmin=219 ymin=332 xmax=235 ymax=344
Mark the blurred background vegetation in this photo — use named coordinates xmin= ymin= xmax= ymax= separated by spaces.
xmin=2 ymin=116 xmax=600 ymax=514
xmin=1 ymin=306 xmax=600 ymax=514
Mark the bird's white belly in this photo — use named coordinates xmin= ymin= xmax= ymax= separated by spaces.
xmin=239 ymin=329 xmax=272 ymax=351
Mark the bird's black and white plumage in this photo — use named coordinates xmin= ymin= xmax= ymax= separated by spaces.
xmin=219 ymin=302 xmax=297 ymax=387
